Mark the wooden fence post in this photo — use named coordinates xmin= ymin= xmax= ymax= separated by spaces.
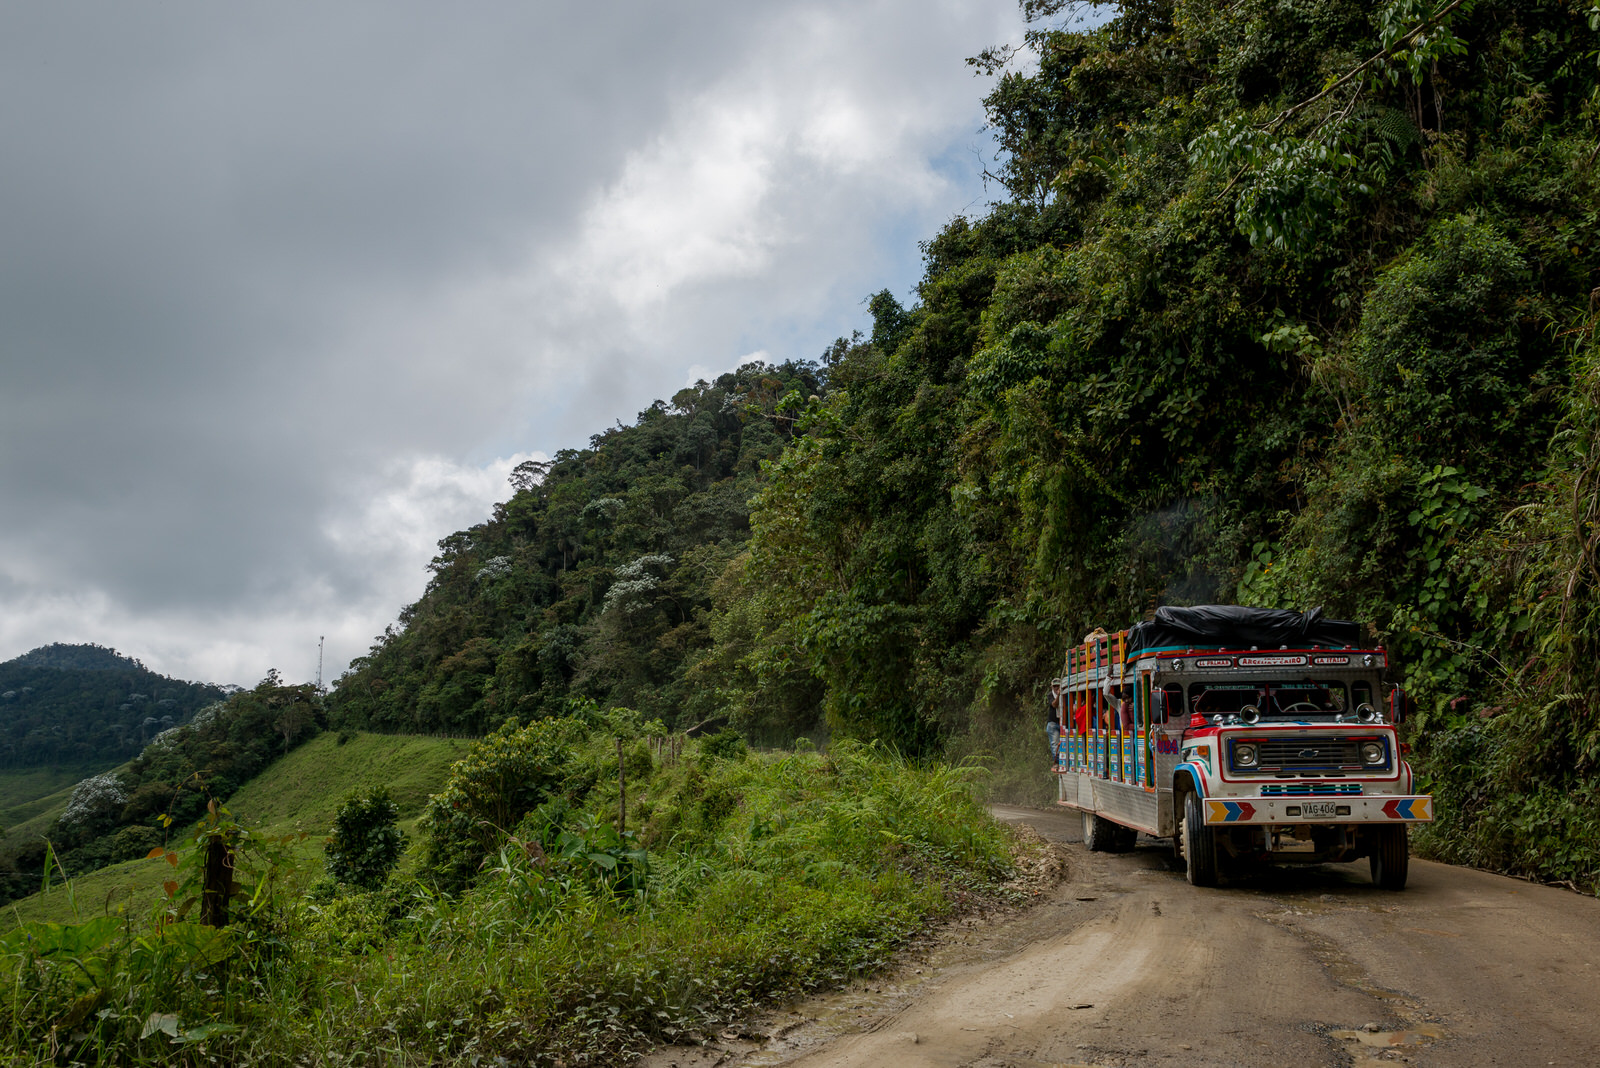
xmin=200 ymin=836 xmax=234 ymax=928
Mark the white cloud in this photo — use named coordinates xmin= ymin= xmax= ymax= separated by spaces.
xmin=559 ymin=8 xmax=977 ymax=318
xmin=0 ymin=451 xmax=542 ymax=686
xmin=324 ymin=451 xmax=542 ymax=567
xmin=685 ymin=350 xmax=772 ymax=387
xmin=575 ymin=100 xmax=784 ymax=311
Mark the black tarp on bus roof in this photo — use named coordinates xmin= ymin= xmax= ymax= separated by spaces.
xmin=1125 ymin=605 xmax=1361 ymax=655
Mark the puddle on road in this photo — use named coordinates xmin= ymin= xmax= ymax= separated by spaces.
xmin=1329 ymin=1024 xmax=1446 ymax=1048
xmin=1328 ymin=1023 xmax=1445 ymax=1067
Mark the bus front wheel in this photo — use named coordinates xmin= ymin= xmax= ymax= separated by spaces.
xmin=1182 ymin=791 xmax=1219 ymax=887
xmin=1369 ymin=825 xmax=1409 ymax=890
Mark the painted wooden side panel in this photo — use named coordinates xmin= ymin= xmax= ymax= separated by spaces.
xmin=1058 ymin=771 xmax=1161 ymax=836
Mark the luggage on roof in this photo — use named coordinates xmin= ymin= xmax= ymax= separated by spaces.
xmin=1125 ymin=605 xmax=1360 ymax=654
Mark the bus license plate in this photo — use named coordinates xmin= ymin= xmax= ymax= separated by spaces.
xmin=1300 ymin=801 xmax=1338 ymax=818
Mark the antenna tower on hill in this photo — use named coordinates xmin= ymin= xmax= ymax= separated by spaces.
xmin=316 ymin=636 xmax=325 ymax=693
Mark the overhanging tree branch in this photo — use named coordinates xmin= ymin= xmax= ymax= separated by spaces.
xmin=1264 ymin=0 xmax=1472 ymax=132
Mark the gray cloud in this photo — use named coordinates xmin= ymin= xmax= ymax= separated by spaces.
xmin=0 ymin=0 xmax=1026 ymax=685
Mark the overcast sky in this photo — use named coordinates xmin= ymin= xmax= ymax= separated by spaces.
xmin=0 ymin=1 xmax=1083 ymax=688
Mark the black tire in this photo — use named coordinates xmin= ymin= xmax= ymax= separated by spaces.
xmin=1082 ymin=809 xmax=1119 ymax=852
xmin=1182 ymin=791 xmax=1219 ymax=887
xmin=1111 ymin=824 xmax=1139 ymax=853
xmin=1369 ymin=825 xmax=1409 ymax=890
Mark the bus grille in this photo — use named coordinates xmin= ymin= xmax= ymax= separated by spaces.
xmin=1254 ymin=739 xmax=1365 ymax=771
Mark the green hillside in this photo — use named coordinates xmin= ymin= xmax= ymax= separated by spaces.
xmin=222 ymin=731 xmax=470 ymax=835
xmin=0 ymin=674 xmax=328 ymax=909
xmin=326 ymin=360 xmax=826 ymax=738
xmin=5 ymin=732 xmax=465 ymax=927
xmin=0 ymin=643 xmax=224 ymax=768
xmin=0 ymin=763 xmax=109 ymax=827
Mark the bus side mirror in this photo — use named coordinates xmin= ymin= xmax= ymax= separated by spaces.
xmin=1389 ymin=687 xmax=1408 ymax=724
xmin=1151 ymin=691 xmax=1167 ymax=724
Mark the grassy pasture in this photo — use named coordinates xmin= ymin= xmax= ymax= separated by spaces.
xmin=222 ymin=730 xmax=470 ymax=834
xmin=4 ymin=732 xmax=464 ymax=928
xmin=0 ymin=762 xmax=117 ymax=838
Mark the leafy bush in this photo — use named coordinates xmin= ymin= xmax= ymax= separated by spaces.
xmin=419 ymin=716 xmax=582 ymax=888
xmin=699 ymin=728 xmax=748 ymax=762
xmin=324 ymin=787 xmax=405 ymax=890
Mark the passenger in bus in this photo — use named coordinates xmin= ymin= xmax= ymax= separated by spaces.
xmin=1114 ymin=685 xmax=1134 ymax=732
xmin=1072 ymin=692 xmax=1090 ymax=734
xmin=1045 ymin=682 xmax=1061 ymax=756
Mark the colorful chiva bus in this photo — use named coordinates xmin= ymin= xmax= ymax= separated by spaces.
xmin=1050 ymin=606 xmax=1432 ymax=889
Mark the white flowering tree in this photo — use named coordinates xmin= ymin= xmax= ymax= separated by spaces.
xmin=603 ymin=554 xmax=675 ymax=615
xmin=58 ymin=773 xmax=127 ymax=837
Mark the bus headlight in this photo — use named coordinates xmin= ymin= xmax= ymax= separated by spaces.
xmin=1234 ymin=743 xmax=1258 ymax=768
xmin=1361 ymin=741 xmax=1386 ymax=765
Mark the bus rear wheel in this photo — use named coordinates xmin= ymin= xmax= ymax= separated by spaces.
xmin=1083 ymin=810 xmax=1120 ymax=852
xmin=1369 ymin=825 xmax=1409 ymax=890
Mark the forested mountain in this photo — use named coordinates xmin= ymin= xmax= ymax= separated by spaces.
xmin=0 ymin=644 xmax=225 ymax=767
xmin=0 ymin=671 xmax=321 ymax=903
xmin=334 ymin=0 xmax=1600 ymax=890
xmin=327 ymin=361 xmax=827 ymax=736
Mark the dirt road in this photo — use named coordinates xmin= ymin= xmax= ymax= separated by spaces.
xmin=647 ymin=804 xmax=1600 ymax=1068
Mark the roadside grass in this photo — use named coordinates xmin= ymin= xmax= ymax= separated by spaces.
xmin=0 ymin=722 xmax=1018 ymax=1066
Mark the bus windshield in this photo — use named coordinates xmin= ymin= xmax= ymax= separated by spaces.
xmin=1183 ymin=679 xmax=1375 ymax=719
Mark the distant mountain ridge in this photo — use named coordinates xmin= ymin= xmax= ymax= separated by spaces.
xmin=0 ymin=643 xmax=224 ymax=768
xmin=9 ymin=642 xmax=146 ymax=673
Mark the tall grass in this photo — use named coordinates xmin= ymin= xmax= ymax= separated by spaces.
xmin=0 ymin=729 xmax=1017 ymax=1066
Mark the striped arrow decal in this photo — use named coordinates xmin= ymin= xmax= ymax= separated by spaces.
xmin=1382 ymin=798 xmax=1431 ymax=820
xmin=1206 ymin=800 xmax=1256 ymax=823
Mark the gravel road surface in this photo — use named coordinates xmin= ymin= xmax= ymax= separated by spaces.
xmin=647 ymin=803 xmax=1600 ymax=1068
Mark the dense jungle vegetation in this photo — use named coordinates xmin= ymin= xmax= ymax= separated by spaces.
xmin=328 ymin=360 xmax=826 ymax=736
xmin=327 ymin=0 xmax=1600 ymax=890
xmin=0 ymin=644 xmax=223 ymax=768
